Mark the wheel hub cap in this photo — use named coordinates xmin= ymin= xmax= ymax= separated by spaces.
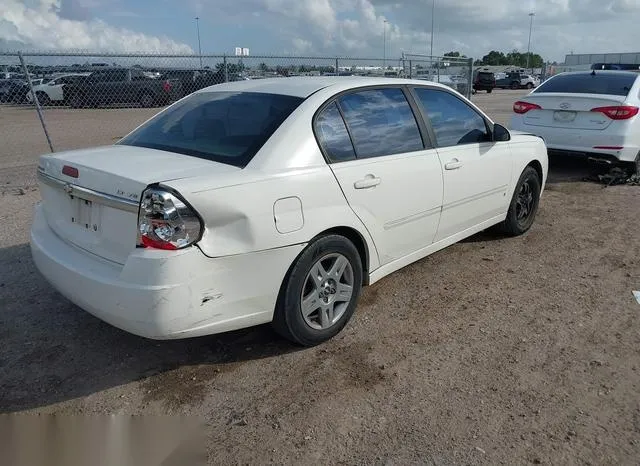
xmin=300 ymin=253 xmax=355 ymax=331
xmin=319 ymin=279 xmax=337 ymax=302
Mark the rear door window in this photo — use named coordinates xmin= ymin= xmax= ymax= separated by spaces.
xmin=534 ymin=73 xmax=637 ymax=96
xmin=118 ymin=91 xmax=303 ymax=168
xmin=315 ymin=102 xmax=356 ymax=162
xmin=337 ymin=88 xmax=424 ymax=158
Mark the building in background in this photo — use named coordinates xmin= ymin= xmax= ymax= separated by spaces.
xmin=549 ymin=52 xmax=640 ymax=75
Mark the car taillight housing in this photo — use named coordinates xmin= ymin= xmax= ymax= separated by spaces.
xmin=513 ymin=101 xmax=542 ymax=114
xmin=590 ymin=105 xmax=639 ymax=120
xmin=162 ymin=80 xmax=172 ymax=92
xmin=137 ymin=187 xmax=202 ymax=250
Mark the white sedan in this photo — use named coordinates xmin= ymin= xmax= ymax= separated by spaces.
xmin=31 ymin=77 xmax=548 ymax=346
xmin=511 ymin=70 xmax=640 ymax=168
xmin=26 ymin=74 xmax=89 ymax=105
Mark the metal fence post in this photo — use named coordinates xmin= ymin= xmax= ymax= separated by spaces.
xmin=335 ymin=57 xmax=339 ymax=73
xmin=409 ymin=60 xmax=413 ymax=79
xmin=18 ymin=52 xmax=54 ymax=153
xmin=223 ymin=55 xmax=228 ymax=83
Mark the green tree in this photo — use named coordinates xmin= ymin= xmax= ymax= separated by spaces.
xmin=481 ymin=50 xmax=507 ymax=66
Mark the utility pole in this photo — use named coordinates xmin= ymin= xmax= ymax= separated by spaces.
xmin=383 ymin=20 xmax=388 ymax=70
xmin=526 ymin=12 xmax=535 ymax=73
xmin=195 ymin=17 xmax=203 ymax=68
xmin=430 ymin=0 xmax=435 ymax=58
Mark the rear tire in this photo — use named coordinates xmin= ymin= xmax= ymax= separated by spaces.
xmin=272 ymin=235 xmax=363 ymax=346
xmin=139 ymin=92 xmax=155 ymax=108
xmin=500 ymin=166 xmax=541 ymax=236
xmin=36 ymin=92 xmax=50 ymax=106
xmin=487 ymin=89 xmax=492 ymax=93
xmin=526 ymin=82 xmax=534 ymax=89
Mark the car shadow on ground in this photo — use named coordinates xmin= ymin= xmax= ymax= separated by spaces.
xmin=0 ymin=243 xmax=302 ymax=413
xmin=546 ymin=153 xmax=616 ymax=184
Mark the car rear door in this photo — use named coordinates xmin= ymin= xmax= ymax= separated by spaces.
xmin=316 ymin=86 xmax=444 ymax=266
xmin=411 ymin=87 xmax=512 ymax=242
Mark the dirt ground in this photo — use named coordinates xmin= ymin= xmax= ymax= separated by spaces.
xmin=1 ymin=90 xmax=640 ymax=465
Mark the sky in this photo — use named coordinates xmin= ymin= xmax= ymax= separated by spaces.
xmin=1 ymin=0 xmax=640 ymax=63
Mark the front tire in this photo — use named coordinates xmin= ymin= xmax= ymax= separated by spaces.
xmin=272 ymin=235 xmax=363 ymax=346
xmin=36 ymin=92 xmax=50 ymax=106
xmin=500 ymin=166 xmax=541 ymax=236
xmin=526 ymin=82 xmax=534 ymax=89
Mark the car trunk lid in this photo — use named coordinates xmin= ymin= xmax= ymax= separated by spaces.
xmin=38 ymin=145 xmax=239 ymax=264
xmin=520 ymin=93 xmax=628 ymax=130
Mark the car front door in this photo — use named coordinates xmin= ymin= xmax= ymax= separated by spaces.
xmin=316 ymin=87 xmax=444 ymax=266
xmin=411 ymin=87 xmax=512 ymax=242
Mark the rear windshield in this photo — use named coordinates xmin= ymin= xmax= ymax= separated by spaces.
xmin=534 ymin=73 xmax=637 ymax=96
xmin=118 ymin=91 xmax=303 ymax=167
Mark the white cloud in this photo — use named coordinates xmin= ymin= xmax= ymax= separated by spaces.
xmin=0 ymin=0 xmax=193 ymax=53
xmin=3 ymin=0 xmax=640 ymax=62
xmin=292 ymin=37 xmax=313 ymax=53
xmin=197 ymin=0 xmax=640 ymax=62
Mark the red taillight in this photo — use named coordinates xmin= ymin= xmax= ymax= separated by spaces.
xmin=62 ymin=165 xmax=79 ymax=178
xmin=590 ymin=105 xmax=639 ymax=120
xmin=162 ymin=80 xmax=172 ymax=92
xmin=513 ymin=101 xmax=542 ymax=114
xmin=138 ymin=188 xmax=202 ymax=250
xmin=141 ymin=235 xmax=177 ymax=250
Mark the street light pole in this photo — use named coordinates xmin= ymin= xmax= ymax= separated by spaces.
xmin=383 ymin=20 xmax=388 ymax=69
xmin=195 ymin=17 xmax=203 ymax=68
xmin=526 ymin=12 xmax=535 ymax=73
xmin=430 ymin=0 xmax=435 ymax=58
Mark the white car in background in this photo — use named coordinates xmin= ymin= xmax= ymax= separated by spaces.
xmin=31 ymin=77 xmax=548 ymax=346
xmin=26 ymin=74 xmax=89 ymax=105
xmin=511 ymin=70 xmax=640 ymax=168
xmin=520 ymin=75 xmax=540 ymax=89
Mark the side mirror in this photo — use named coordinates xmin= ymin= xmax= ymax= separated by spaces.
xmin=493 ymin=123 xmax=511 ymax=142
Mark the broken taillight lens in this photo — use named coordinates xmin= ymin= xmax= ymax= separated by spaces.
xmin=137 ymin=187 xmax=202 ymax=250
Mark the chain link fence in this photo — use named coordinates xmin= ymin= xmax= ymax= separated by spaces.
xmin=0 ymin=51 xmax=474 ymax=154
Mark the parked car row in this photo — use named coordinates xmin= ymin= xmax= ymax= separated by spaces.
xmin=472 ymin=70 xmax=541 ymax=94
xmin=1 ymin=67 xmax=249 ymax=108
xmin=495 ymin=72 xmax=540 ymax=89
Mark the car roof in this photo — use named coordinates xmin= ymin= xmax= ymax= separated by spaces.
xmin=556 ymin=70 xmax=640 ymax=77
xmin=196 ymin=76 xmax=455 ymax=98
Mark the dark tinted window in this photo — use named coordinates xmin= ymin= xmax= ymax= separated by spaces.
xmin=337 ymin=88 xmax=423 ymax=158
xmin=535 ymin=73 xmax=637 ymax=96
xmin=591 ymin=63 xmax=640 ymax=71
xmin=118 ymin=91 xmax=303 ymax=168
xmin=315 ymin=103 xmax=356 ymax=162
xmin=414 ymin=88 xmax=489 ymax=147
